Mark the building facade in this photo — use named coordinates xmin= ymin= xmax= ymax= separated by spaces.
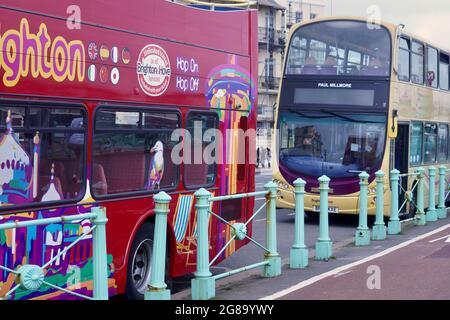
xmin=256 ymin=0 xmax=325 ymax=153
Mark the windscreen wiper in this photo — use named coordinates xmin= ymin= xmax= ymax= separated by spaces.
xmin=319 ymin=109 xmax=384 ymax=124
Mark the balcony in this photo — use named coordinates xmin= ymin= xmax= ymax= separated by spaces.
xmin=258 ymin=27 xmax=286 ymax=49
xmin=259 ymin=75 xmax=280 ymax=90
xmin=257 ymin=104 xmax=275 ymax=122
xmin=286 ymin=11 xmax=302 ymax=28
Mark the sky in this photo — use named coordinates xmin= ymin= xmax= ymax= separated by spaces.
xmin=324 ymin=0 xmax=450 ymax=50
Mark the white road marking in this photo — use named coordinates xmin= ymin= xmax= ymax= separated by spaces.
xmin=255 ymin=197 xmax=266 ymax=201
xmin=260 ymin=224 xmax=450 ymax=300
xmin=255 ymin=218 xmax=266 ymax=222
xmin=333 ymin=270 xmax=354 ymax=278
xmin=428 ymin=234 xmax=450 ymax=243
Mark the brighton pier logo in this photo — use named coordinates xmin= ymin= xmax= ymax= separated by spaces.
xmin=136 ymin=44 xmax=171 ymax=97
xmin=0 ymin=18 xmax=85 ymax=87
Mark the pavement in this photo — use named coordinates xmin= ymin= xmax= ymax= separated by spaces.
xmin=276 ymin=224 xmax=450 ymax=300
xmin=172 ymin=214 xmax=450 ymax=300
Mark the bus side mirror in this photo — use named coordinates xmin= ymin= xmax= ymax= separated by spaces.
xmin=388 ymin=109 xmax=398 ymax=138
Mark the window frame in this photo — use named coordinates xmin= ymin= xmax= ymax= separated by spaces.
xmin=437 ymin=123 xmax=449 ymax=162
xmin=183 ymin=110 xmax=219 ymax=190
xmin=0 ymin=99 xmax=88 ymax=214
xmin=411 ymin=40 xmax=425 ymax=85
xmin=439 ymin=52 xmax=450 ymax=91
xmin=397 ymin=36 xmax=411 ymax=82
xmin=91 ymin=105 xmax=181 ymax=200
xmin=409 ymin=121 xmax=424 ymax=167
xmin=423 ymin=121 xmax=438 ymax=164
xmin=426 ymin=45 xmax=439 ymax=88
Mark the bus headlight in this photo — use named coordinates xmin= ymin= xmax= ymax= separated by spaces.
xmin=273 ymin=179 xmax=290 ymax=190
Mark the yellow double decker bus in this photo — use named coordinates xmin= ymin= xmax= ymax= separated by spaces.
xmin=273 ymin=17 xmax=450 ymax=216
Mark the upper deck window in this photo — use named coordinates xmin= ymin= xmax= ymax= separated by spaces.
xmin=286 ymin=20 xmax=391 ymax=77
xmin=426 ymin=47 xmax=439 ymax=88
xmin=398 ymin=38 xmax=410 ymax=81
xmin=411 ymin=41 xmax=424 ymax=85
xmin=439 ymin=53 xmax=449 ymax=91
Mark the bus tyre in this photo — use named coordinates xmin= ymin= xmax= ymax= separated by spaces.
xmin=126 ymin=223 xmax=154 ymax=300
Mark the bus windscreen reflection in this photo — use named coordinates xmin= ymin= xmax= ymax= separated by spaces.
xmin=279 ymin=112 xmax=386 ymax=178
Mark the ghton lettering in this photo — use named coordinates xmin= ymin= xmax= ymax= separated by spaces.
xmin=0 ymin=18 xmax=85 ymax=87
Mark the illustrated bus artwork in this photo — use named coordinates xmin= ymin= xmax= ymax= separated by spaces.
xmin=0 ymin=0 xmax=258 ymax=299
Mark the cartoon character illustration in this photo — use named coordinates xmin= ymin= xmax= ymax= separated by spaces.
xmin=0 ymin=110 xmax=33 ymax=205
xmin=146 ymin=141 xmax=164 ymax=190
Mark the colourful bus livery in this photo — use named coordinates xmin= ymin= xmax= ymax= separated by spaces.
xmin=0 ymin=18 xmax=85 ymax=87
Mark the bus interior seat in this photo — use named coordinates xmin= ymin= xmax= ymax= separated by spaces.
xmin=302 ymin=57 xmax=318 ymax=74
xmin=96 ymin=152 xmax=145 ymax=194
xmin=320 ymin=57 xmax=338 ymax=75
xmin=92 ymin=163 xmax=108 ymax=195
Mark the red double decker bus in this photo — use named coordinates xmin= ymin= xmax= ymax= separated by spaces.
xmin=0 ymin=0 xmax=258 ymax=299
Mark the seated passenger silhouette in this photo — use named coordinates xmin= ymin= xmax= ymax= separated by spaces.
xmin=320 ymin=57 xmax=338 ymax=75
xmin=364 ymin=57 xmax=386 ymax=76
xmin=302 ymin=57 xmax=318 ymax=75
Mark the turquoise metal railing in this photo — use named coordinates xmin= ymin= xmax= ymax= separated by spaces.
xmin=0 ymin=207 xmax=109 ymax=300
xmin=190 ymin=182 xmax=280 ymax=300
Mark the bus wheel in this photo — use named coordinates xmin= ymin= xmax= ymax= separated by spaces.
xmin=126 ymin=223 xmax=154 ymax=300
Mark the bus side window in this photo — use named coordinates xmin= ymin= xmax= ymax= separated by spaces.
xmin=184 ymin=113 xmax=218 ymax=188
xmin=411 ymin=41 xmax=424 ymax=85
xmin=92 ymin=109 xmax=180 ymax=196
xmin=398 ymin=37 xmax=411 ymax=81
xmin=0 ymin=105 xmax=86 ymax=208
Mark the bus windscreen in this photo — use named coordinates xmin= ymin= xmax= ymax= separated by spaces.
xmin=286 ymin=20 xmax=391 ymax=77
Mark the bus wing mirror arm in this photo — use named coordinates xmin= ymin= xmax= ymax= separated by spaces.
xmin=388 ymin=109 xmax=398 ymax=139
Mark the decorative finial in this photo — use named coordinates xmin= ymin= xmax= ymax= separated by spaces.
xmin=50 ymin=163 xmax=55 ymax=181
xmin=6 ymin=110 xmax=11 ymax=131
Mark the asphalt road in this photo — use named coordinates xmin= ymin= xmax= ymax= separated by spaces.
xmin=277 ymin=225 xmax=450 ymax=300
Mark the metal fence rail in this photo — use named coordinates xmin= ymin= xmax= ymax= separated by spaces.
xmin=0 ymin=207 xmax=109 ymax=300
xmin=190 ymin=182 xmax=280 ymax=300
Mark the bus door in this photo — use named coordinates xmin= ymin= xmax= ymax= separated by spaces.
xmin=395 ymin=123 xmax=410 ymax=214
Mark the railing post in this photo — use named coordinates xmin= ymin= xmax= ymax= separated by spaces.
xmin=372 ymin=170 xmax=387 ymax=240
xmin=262 ymin=181 xmax=281 ymax=277
xmin=355 ymin=172 xmax=370 ymax=246
xmin=438 ymin=165 xmax=447 ymax=219
xmin=290 ymin=178 xmax=308 ymax=269
xmin=415 ymin=167 xmax=426 ymax=226
xmin=191 ymin=188 xmax=214 ymax=300
xmin=91 ymin=206 xmax=109 ymax=300
xmin=426 ymin=166 xmax=437 ymax=222
xmin=145 ymin=191 xmax=172 ymax=300
xmin=315 ymin=175 xmax=332 ymax=260
xmin=388 ymin=169 xmax=401 ymax=235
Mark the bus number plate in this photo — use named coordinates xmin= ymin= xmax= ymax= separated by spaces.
xmin=312 ymin=206 xmax=339 ymax=214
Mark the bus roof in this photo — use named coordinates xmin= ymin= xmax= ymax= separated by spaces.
xmin=0 ymin=0 xmax=255 ymax=56
xmin=289 ymin=16 xmax=450 ymax=55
